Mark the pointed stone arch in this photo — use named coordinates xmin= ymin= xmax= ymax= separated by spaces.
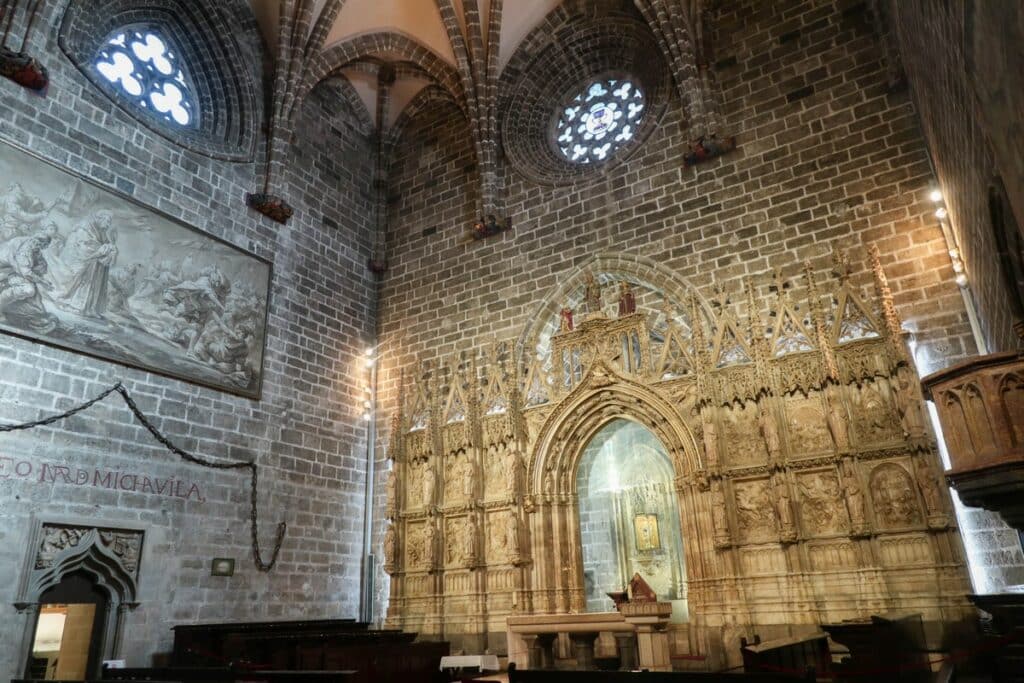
xmin=522 ymin=359 xmax=717 ymax=616
xmin=515 ymin=252 xmax=716 ymax=367
xmin=15 ymin=522 xmax=144 ymax=678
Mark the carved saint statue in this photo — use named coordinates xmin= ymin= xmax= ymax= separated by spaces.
xmin=711 ymin=479 xmax=731 ymax=546
xmin=617 ymin=281 xmax=636 ymax=317
xmin=422 ymin=463 xmax=436 ymax=508
xmin=506 ymin=450 xmax=520 ymax=496
xmin=773 ymin=474 xmax=796 ymax=541
xmin=462 ymin=457 xmax=478 ymax=500
xmin=384 ymin=468 xmax=398 ymax=518
xmin=423 ymin=517 xmax=438 ymax=568
xmin=914 ymin=457 xmax=944 ymax=515
xmin=464 ymin=515 xmax=479 ymax=566
xmin=701 ymin=414 xmax=720 ymax=470
xmin=559 ymin=307 xmax=574 ymax=332
xmin=506 ymin=513 xmax=521 ymax=560
xmin=841 ymin=459 xmax=867 ymax=533
xmin=824 ymin=383 xmax=850 ymax=450
xmin=383 ymin=522 xmax=397 ymax=570
xmin=894 ymin=366 xmax=927 ymax=438
xmin=543 ymin=467 xmax=556 ymax=495
xmin=758 ymin=402 xmax=783 ymax=464
xmin=583 ymin=272 xmax=603 ymax=317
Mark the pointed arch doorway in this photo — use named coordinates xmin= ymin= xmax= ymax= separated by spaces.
xmin=577 ymin=419 xmax=688 ymax=618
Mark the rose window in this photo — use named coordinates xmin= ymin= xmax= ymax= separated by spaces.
xmin=555 ymin=77 xmax=646 ymax=164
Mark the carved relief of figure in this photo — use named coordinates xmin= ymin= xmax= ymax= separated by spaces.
xmin=914 ymin=457 xmax=945 ymax=517
xmin=559 ymin=307 xmax=574 ymax=332
xmin=617 ymin=281 xmax=636 ymax=317
xmin=423 ymin=516 xmax=438 ymax=568
xmin=543 ymin=467 xmax=556 ymax=495
xmin=506 ymin=450 xmax=521 ymax=496
xmin=384 ymin=468 xmax=398 ymax=518
xmin=583 ymin=272 xmax=603 ymax=317
xmin=462 ymin=456 xmax=478 ymax=500
xmin=422 ymin=462 xmax=436 ymax=508
xmin=797 ymin=472 xmax=845 ymax=535
xmin=772 ymin=473 xmax=797 ymax=542
xmin=841 ymin=459 xmax=868 ymax=535
xmin=735 ymin=479 xmax=777 ymax=541
xmin=701 ymin=413 xmax=720 ymax=470
xmin=825 ymin=383 xmax=850 ymax=450
xmin=894 ymin=367 xmax=927 ymax=438
xmin=383 ymin=522 xmax=397 ymax=571
xmin=758 ymin=402 xmax=783 ymax=465
xmin=506 ymin=512 xmax=521 ymax=561
xmin=870 ymin=463 xmax=922 ymax=528
xmin=711 ymin=479 xmax=731 ymax=547
xmin=463 ymin=515 xmax=479 ymax=566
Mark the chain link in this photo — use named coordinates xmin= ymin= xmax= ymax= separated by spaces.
xmin=0 ymin=382 xmax=286 ymax=571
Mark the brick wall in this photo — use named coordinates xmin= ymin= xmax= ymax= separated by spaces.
xmin=378 ymin=0 xmax=974 ymax=423
xmin=0 ymin=2 xmax=376 ymax=676
xmin=892 ymin=0 xmax=1024 ymax=592
xmin=891 ymin=0 xmax=1022 ymax=354
xmin=374 ymin=0 xmax=997 ymax=611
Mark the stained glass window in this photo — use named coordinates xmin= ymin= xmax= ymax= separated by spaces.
xmin=556 ymin=77 xmax=646 ymax=164
xmin=95 ymin=28 xmax=196 ymax=127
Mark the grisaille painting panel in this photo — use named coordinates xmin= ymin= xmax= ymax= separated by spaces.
xmin=0 ymin=140 xmax=270 ymax=398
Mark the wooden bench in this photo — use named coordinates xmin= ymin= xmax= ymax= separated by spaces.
xmin=169 ymin=619 xmax=449 ymax=683
xmin=101 ymin=667 xmax=356 ymax=683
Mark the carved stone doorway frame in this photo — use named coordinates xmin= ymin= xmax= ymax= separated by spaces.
xmin=525 ymin=360 xmax=714 ymax=624
xmin=13 ymin=516 xmax=144 ymax=678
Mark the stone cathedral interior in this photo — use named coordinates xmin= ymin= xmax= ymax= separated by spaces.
xmin=0 ymin=0 xmax=1022 ymax=681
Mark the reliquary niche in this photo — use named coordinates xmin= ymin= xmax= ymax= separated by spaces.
xmin=380 ymin=246 xmax=971 ymax=664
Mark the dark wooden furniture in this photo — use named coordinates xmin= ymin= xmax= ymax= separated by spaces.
xmin=740 ymin=633 xmax=830 ymax=678
xmin=822 ymin=611 xmax=931 ymax=682
xmin=506 ymin=663 xmax=814 ymax=683
xmin=170 ymin=619 xmax=448 ymax=683
xmin=102 ymin=668 xmax=355 ymax=682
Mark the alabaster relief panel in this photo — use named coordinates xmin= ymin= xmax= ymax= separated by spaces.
xmin=738 ymin=546 xmax=787 ymax=575
xmin=488 ymin=568 xmax=519 ymax=591
xmin=732 ymin=478 xmax=777 ymax=543
xmin=878 ymin=534 xmax=934 ymax=567
xmin=849 ymin=379 xmax=901 ymax=445
xmin=806 ymin=540 xmax=857 ymax=571
xmin=784 ymin=393 xmax=832 ymax=455
xmin=486 ymin=509 xmax=522 ymax=565
xmin=721 ymin=400 xmax=763 ymax=467
xmin=444 ymin=450 xmax=477 ymax=504
xmin=445 ymin=515 xmax=479 ymax=568
xmin=869 ymin=462 xmax=923 ymax=529
xmin=796 ymin=469 xmax=848 ymax=537
xmin=404 ymin=574 xmax=430 ymax=597
xmin=405 ymin=519 xmax=432 ymax=569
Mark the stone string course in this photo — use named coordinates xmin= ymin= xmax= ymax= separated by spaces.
xmin=0 ymin=1 xmax=376 ymax=678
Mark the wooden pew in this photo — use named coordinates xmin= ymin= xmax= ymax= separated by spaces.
xmin=506 ymin=663 xmax=815 ymax=683
xmin=740 ymin=633 xmax=831 ymax=678
xmin=101 ymin=668 xmax=356 ymax=683
xmin=170 ymin=619 xmax=449 ymax=683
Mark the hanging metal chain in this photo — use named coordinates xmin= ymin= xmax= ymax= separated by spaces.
xmin=0 ymin=382 xmax=286 ymax=571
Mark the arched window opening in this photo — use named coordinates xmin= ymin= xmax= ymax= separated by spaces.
xmin=27 ymin=572 xmax=110 ymax=681
xmin=577 ymin=419 xmax=687 ymax=618
xmin=94 ymin=27 xmax=197 ymax=127
xmin=555 ymin=76 xmax=646 ymax=165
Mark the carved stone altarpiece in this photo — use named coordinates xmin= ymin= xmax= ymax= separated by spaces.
xmin=382 ymin=250 xmax=972 ymax=668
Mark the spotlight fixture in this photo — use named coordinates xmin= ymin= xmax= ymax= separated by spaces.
xmin=929 ymin=189 xmax=943 ymax=203
xmin=935 ymin=207 xmax=948 ymax=220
